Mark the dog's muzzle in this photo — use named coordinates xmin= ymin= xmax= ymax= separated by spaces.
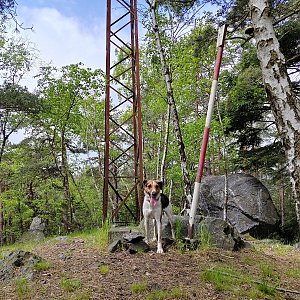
xmin=150 ymin=192 xmax=158 ymax=207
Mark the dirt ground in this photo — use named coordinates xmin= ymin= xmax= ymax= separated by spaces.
xmin=0 ymin=236 xmax=300 ymax=300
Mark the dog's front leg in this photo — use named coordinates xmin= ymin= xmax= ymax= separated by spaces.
xmin=144 ymin=216 xmax=150 ymax=244
xmin=152 ymin=219 xmax=157 ymax=242
xmin=156 ymin=218 xmax=164 ymax=253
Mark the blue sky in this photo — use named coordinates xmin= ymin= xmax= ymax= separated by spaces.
xmin=15 ymin=0 xmax=107 ymax=78
xmin=13 ymin=0 xmax=149 ymax=91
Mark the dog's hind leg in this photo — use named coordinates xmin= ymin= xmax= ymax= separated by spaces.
xmin=164 ymin=206 xmax=175 ymax=240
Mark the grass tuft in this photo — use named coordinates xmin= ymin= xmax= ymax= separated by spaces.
xmin=198 ymin=224 xmax=212 ymax=250
xmin=130 ymin=280 xmax=148 ymax=294
xmin=60 ymin=277 xmax=81 ymax=292
xmin=15 ymin=277 xmax=31 ymax=300
xmin=286 ymin=267 xmax=300 ymax=279
xmin=99 ymin=264 xmax=110 ymax=275
xmin=34 ymin=260 xmax=51 ymax=271
xmin=257 ymin=282 xmax=276 ymax=296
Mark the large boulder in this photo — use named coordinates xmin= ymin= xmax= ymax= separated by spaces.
xmin=19 ymin=217 xmax=45 ymax=243
xmin=198 ymin=173 xmax=280 ymax=237
xmin=198 ymin=217 xmax=245 ymax=251
xmin=0 ymin=250 xmax=43 ymax=281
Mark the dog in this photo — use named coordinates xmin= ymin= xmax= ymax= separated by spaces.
xmin=143 ymin=179 xmax=175 ymax=253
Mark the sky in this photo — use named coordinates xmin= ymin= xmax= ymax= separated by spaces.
xmin=7 ymin=0 xmax=109 ymax=142
xmin=13 ymin=0 xmax=108 ymax=89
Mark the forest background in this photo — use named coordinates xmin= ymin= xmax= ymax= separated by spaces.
xmin=0 ymin=0 xmax=299 ymax=245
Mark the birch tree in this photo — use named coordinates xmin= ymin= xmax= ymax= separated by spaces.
xmin=249 ymin=0 xmax=300 ymax=235
xmin=146 ymin=0 xmax=192 ymax=205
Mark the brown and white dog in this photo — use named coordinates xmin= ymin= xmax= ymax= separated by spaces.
xmin=143 ymin=179 xmax=175 ymax=253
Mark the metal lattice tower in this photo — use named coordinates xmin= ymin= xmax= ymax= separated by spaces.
xmin=103 ymin=0 xmax=143 ymax=224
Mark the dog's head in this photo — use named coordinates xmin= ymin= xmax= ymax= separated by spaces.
xmin=143 ymin=179 xmax=163 ymax=207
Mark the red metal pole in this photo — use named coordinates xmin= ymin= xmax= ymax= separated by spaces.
xmin=188 ymin=24 xmax=227 ymax=238
xmin=103 ymin=0 xmax=112 ymax=224
xmin=133 ymin=0 xmax=144 ymax=220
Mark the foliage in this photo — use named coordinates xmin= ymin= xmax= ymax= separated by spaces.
xmin=0 ymin=0 xmax=299 ymax=241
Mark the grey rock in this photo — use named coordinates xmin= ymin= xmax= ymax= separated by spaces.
xmin=0 ymin=250 xmax=43 ymax=281
xmin=19 ymin=217 xmax=46 ymax=243
xmin=29 ymin=217 xmax=45 ymax=231
xmin=199 ymin=174 xmax=280 ymax=237
xmin=122 ymin=232 xmax=144 ymax=243
xmin=18 ymin=230 xmax=45 ymax=243
xmin=108 ymin=239 xmax=122 ymax=253
xmin=199 ymin=217 xmax=245 ymax=251
xmin=127 ymin=240 xmax=150 ymax=254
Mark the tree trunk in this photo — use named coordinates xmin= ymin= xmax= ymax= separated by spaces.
xmin=0 ymin=194 xmax=4 ymax=246
xmin=160 ymin=104 xmax=171 ymax=185
xmin=279 ymin=178 xmax=285 ymax=226
xmin=148 ymin=0 xmax=192 ymax=204
xmin=156 ymin=116 xmax=163 ymax=179
xmin=61 ymin=129 xmax=72 ymax=233
xmin=250 ymin=0 xmax=300 ymax=235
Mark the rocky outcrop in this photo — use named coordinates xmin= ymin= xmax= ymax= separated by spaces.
xmin=108 ymin=231 xmax=150 ymax=253
xmin=19 ymin=217 xmax=45 ymax=243
xmin=198 ymin=217 xmax=245 ymax=251
xmin=198 ymin=173 xmax=280 ymax=237
xmin=0 ymin=250 xmax=43 ymax=281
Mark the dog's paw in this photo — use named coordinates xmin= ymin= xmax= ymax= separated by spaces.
xmin=157 ymin=247 xmax=164 ymax=254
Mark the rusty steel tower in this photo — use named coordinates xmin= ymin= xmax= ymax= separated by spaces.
xmin=103 ymin=0 xmax=143 ymax=224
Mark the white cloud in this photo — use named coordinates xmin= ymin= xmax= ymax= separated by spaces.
xmin=16 ymin=6 xmax=105 ymax=90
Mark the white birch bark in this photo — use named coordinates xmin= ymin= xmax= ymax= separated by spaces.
xmin=148 ymin=0 xmax=192 ymax=204
xmin=250 ymin=0 xmax=300 ymax=234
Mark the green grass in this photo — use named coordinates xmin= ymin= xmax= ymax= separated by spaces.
xmin=257 ymin=282 xmax=276 ymax=296
xmin=286 ymin=267 xmax=300 ymax=279
xmin=198 ymin=224 xmax=213 ymax=250
xmin=130 ymin=281 xmax=185 ymax=299
xmin=130 ymin=280 xmax=148 ymax=294
xmin=59 ymin=277 xmax=81 ymax=292
xmin=259 ymin=262 xmax=280 ymax=286
xmin=202 ymin=266 xmax=279 ymax=299
xmin=145 ymin=287 xmax=186 ymax=300
xmin=202 ymin=266 xmax=246 ymax=292
xmin=15 ymin=277 xmax=31 ymax=300
xmin=71 ymin=290 xmax=92 ymax=300
xmin=34 ymin=260 xmax=51 ymax=271
xmin=67 ymin=221 xmax=110 ymax=250
xmin=99 ymin=264 xmax=110 ymax=275
xmin=146 ymin=290 xmax=169 ymax=300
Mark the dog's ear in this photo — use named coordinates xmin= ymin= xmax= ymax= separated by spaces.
xmin=143 ymin=179 xmax=148 ymax=187
xmin=156 ymin=180 xmax=163 ymax=190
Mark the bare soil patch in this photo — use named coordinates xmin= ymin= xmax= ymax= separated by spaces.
xmin=0 ymin=236 xmax=299 ymax=300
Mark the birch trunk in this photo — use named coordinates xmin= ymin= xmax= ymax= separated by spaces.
xmin=160 ymin=104 xmax=171 ymax=185
xmin=250 ymin=0 xmax=300 ymax=234
xmin=148 ymin=0 xmax=192 ymax=204
xmin=0 ymin=198 xmax=3 ymax=246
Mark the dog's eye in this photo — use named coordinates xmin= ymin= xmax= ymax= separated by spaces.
xmin=147 ymin=184 xmax=152 ymax=188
